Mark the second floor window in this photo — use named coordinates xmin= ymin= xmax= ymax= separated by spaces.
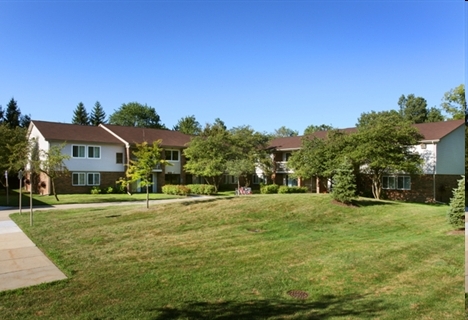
xmin=88 ymin=146 xmax=100 ymax=159
xmin=165 ymin=150 xmax=179 ymax=161
xmin=72 ymin=145 xmax=86 ymax=158
xmin=116 ymin=152 xmax=123 ymax=164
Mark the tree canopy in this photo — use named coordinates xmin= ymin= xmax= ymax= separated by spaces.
xmin=72 ymin=102 xmax=90 ymax=125
xmin=441 ymin=84 xmax=466 ymax=120
xmin=303 ymin=124 xmax=334 ymax=135
xmin=109 ymin=102 xmax=166 ymax=129
xmin=90 ymin=101 xmax=107 ymax=126
xmin=173 ymin=115 xmax=201 ymax=135
xmin=398 ymin=94 xmax=428 ymax=124
xmin=271 ymin=126 xmax=298 ymax=138
xmin=353 ymin=110 xmax=423 ymax=199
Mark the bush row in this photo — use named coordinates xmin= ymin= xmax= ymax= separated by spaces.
xmin=260 ymin=184 xmax=308 ymax=194
xmin=162 ymin=184 xmax=216 ymax=196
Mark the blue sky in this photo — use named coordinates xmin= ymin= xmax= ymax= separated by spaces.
xmin=0 ymin=1 xmax=464 ymax=134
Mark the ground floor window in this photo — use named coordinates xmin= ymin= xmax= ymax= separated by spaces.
xmin=165 ymin=174 xmax=180 ymax=185
xmin=252 ymin=174 xmax=267 ymax=184
xmin=286 ymin=175 xmax=298 ymax=187
xmin=224 ymin=175 xmax=238 ymax=184
xmin=72 ymin=172 xmax=100 ymax=186
xmin=382 ymin=176 xmax=411 ymax=190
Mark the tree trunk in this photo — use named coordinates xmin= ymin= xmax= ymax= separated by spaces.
xmin=52 ymin=179 xmax=59 ymax=201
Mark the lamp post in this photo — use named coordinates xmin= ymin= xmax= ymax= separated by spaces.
xmin=18 ymin=170 xmax=23 ymax=215
xmin=4 ymin=171 xmax=8 ymax=206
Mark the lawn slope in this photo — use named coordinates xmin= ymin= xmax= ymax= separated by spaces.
xmin=2 ymin=194 xmax=463 ymax=319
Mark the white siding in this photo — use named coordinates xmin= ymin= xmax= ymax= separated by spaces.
xmin=51 ymin=142 xmax=126 ymax=172
xmin=413 ymin=143 xmax=437 ymax=174
xmin=435 ymin=125 xmax=465 ymax=175
xmin=165 ymin=161 xmax=181 ymax=174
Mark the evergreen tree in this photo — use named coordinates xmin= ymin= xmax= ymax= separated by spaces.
xmin=173 ymin=115 xmax=201 ymax=135
xmin=5 ymin=98 xmax=21 ymax=128
xmin=72 ymin=102 xmax=90 ymax=125
xmin=447 ymin=175 xmax=465 ymax=229
xmin=331 ymin=157 xmax=357 ymax=204
xmin=0 ymin=105 xmax=3 ymax=123
xmin=90 ymin=101 xmax=106 ymax=126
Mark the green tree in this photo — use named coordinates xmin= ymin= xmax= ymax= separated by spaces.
xmin=173 ymin=115 xmax=201 ymax=135
xmin=5 ymin=98 xmax=21 ymax=128
xmin=90 ymin=101 xmax=107 ymax=126
xmin=38 ymin=143 xmax=71 ymax=201
xmin=109 ymin=102 xmax=166 ymax=129
xmin=331 ymin=157 xmax=357 ymax=205
xmin=0 ymin=125 xmax=29 ymax=187
xmin=125 ymin=141 xmax=171 ymax=208
xmin=0 ymin=105 xmax=3 ymax=123
xmin=398 ymin=94 xmax=428 ymax=124
xmin=271 ymin=126 xmax=298 ymax=138
xmin=303 ymin=124 xmax=334 ymax=135
xmin=441 ymin=84 xmax=466 ymax=120
xmin=446 ymin=175 xmax=465 ymax=229
xmin=184 ymin=121 xmax=232 ymax=192
xmin=353 ymin=111 xmax=423 ymax=199
xmin=226 ymin=159 xmax=254 ymax=190
xmin=426 ymin=107 xmax=445 ymax=123
xmin=72 ymin=102 xmax=90 ymax=125
xmin=288 ymin=129 xmax=351 ymax=190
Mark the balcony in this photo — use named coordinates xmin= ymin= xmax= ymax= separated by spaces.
xmin=152 ymin=163 xmax=162 ymax=172
xmin=276 ymin=161 xmax=293 ymax=173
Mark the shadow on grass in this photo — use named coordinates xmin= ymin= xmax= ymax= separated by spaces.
xmin=0 ymin=189 xmax=52 ymax=208
xmin=150 ymin=294 xmax=390 ymax=319
xmin=353 ymin=199 xmax=396 ymax=207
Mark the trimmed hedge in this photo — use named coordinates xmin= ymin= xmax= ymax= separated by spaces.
xmin=162 ymin=184 xmax=216 ymax=196
xmin=260 ymin=184 xmax=279 ymax=194
xmin=162 ymin=185 xmax=190 ymax=196
xmin=278 ymin=186 xmax=308 ymax=194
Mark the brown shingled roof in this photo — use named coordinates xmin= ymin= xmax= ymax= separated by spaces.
xmin=268 ymin=120 xmax=464 ymax=150
xmin=30 ymin=120 xmax=123 ymax=144
xmin=101 ymin=124 xmax=191 ymax=148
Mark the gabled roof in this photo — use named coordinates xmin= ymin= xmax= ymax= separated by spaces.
xmin=100 ymin=124 xmax=191 ymax=148
xmin=29 ymin=120 xmax=123 ymax=144
xmin=268 ymin=120 xmax=464 ymax=150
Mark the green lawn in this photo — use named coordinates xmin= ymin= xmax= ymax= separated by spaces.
xmin=2 ymin=194 xmax=464 ymax=319
xmin=0 ymin=189 xmax=184 ymax=207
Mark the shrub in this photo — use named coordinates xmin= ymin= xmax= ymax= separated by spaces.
xmin=186 ymin=184 xmax=216 ymax=195
xmin=447 ymin=175 xmax=465 ymax=229
xmin=278 ymin=186 xmax=308 ymax=193
xmin=106 ymin=186 xmax=114 ymax=194
xmin=260 ymin=184 xmax=279 ymax=194
xmin=90 ymin=186 xmax=101 ymax=195
xmin=331 ymin=157 xmax=357 ymax=204
xmin=162 ymin=184 xmax=191 ymax=196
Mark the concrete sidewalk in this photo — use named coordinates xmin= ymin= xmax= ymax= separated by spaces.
xmin=0 ymin=196 xmax=216 ymax=292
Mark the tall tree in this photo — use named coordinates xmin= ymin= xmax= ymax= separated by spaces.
xmin=271 ymin=126 xmax=298 ymax=138
xmin=72 ymin=102 xmax=90 ymax=125
xmin=0 ymin=105 xmax=4 ymax=124
xmin=353 ymin=111 xmax=423 ymax=199
xmin=303 ymin=124 xmax=334 ymax=135
xmin=441 ymin=84 xmax=466 ymax=120
xmin=173 ymin=115 xmax=202 ymax=135
xmin=398 ymin=94 xmax=428 ymax=124
xmin=109 ymin=102 xmax=166 ymax=129
xmin=125 ymin=140 xmax=170 ymax=208
xmin=5 ymin=98 xmax=21 ymax=128
xmin=0 ymin=125 xmax=29 ymax=187
xmin=90 ymin=101 xmax=106 ymax=126
xmin=184 ymin=121 xmax=232 ymax=192
xmin=331 ymin=157 xmax=357 ymax=205
xmin=425 ymin=107 xmax=445 ymax=123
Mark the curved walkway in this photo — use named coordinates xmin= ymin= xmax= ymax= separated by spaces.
xmin=0 ymin=196 xmax=215 ymax=292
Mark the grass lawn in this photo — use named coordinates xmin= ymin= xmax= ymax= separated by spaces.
xmin=0 ymin=189 xmax=185 ymax=207
xmin=1 ymin=194 xmax=463 ymax=319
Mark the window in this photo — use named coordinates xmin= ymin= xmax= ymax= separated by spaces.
xmin=165 ymin=150 xmax=179 ymax=161
xmin=87 ymin=173 xmax=100 ymax=186
xmin=383 ymin=176 xmax=411 ymax=190
xmin=252 ymin=174 xmax=267 ymax=185
xmin=88 ymin=146 xmax=101 ymax=159
xmin=72 ymin=173 xmax=86 ymax=186
xmin=225 ymin=175 xmax=238 ymax=184
xmin=116 ymin=152 xmax=123 ymax=164
xmin=72 ymin=172 xmax=100 ymax=186
xmin=72 ymin=145 xmax=86 ymax=158
xmin=285 ymin=152 xmax=292 ymax=161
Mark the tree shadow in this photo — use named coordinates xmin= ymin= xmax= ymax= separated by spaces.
xmin=353 ymin=199 xmax=397 ymax=207
xmin=149 ymin=294 xmax=391 ymax=319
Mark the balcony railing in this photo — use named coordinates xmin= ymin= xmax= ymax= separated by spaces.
xmin=152 ymin=163 xmax=162 ymax=172
xmin=276 ymin=161 xmax=293 ymax=173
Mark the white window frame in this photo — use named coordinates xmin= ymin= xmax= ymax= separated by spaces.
xmin=87 ymin=146 xmax=101 ymax=159
xmin=72 ymin=172 xmax=86 ymax=186
xmin=383 ymin=176 xmax=411 ymax=190
xmin=225 ymin=175 xmax=238 ymax=184
xmin=252 ymin=174 xmax=266 ymax=185
xmin=165 ymin=149 xmax=180 ymax=162
xmin=72 ymin=172 xmax=100 ymax=186
xmin=72 ymin=145 xmax=86 ymax=158
xmin=87 ymin=173 xmax=100 ymax=186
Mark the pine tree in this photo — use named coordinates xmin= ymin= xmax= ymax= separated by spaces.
xmin=331 ymin=157 xmax=357 ymax=205
xmin=5 ymin=98 xmax=21 ymax=128
xmin=447 ymin=175 xmax=465 ymax=229
xmin=90 ymin=101 xmax=106 ymax=126
xmin=72 ymin=102 xmax=89 ymax=125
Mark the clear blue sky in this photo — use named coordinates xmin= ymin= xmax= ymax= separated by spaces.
xmin=0 ymin=1 xmax=464 ymax=134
